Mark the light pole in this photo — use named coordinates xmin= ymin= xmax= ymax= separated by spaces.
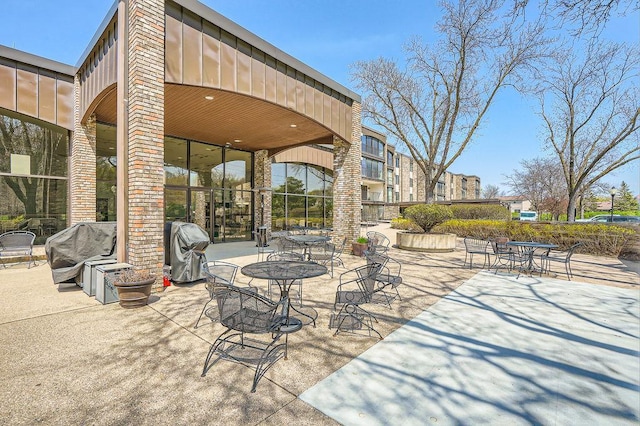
xmin=609 ymin=187 xmax=617 ymax=222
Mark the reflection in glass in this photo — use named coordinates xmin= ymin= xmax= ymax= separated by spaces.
xmin=307 ymin=165 xmax=324 ymax=196
xmin=165 ymin=136 xmax=188 ymax=186
xmin=165 ymin=189 xmax=187 ymax=222
xmin=272 ymin=163 xmax=286 ymax=189
xmin=190 ymin=142 xmax=222 ymax=187
xmin=97 ymin=123 xmax=116 ymax=221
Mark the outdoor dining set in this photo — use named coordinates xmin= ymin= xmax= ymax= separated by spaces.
xmin=197 ymin=229 xmax=402 ymax=392
xmin=463 ymin=236 xmax=584 ymax=281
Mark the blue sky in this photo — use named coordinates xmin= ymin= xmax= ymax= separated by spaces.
xmin=1 ymin=0 xmax=638 ymax=196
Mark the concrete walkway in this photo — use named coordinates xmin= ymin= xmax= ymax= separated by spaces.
xmin=1 ymin=224 xmax=638 ymax=425
xmin=300 ymin=272 xmax=640 ymax=425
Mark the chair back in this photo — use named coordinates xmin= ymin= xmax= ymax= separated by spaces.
xmin=202 ymin=260 xmax=238 ymax=285
xmin=267 ymin=251 xmax=304 ymax=261
xmin=354 ymin=262 xmax=384 ymax=301
xmin=0 ymin=230 xmax=36 ymax=251
xmin=464 ymin=237 xmax=490 ymax=253
xmin=211 ymin=283 xmax=282 ymax=334
xmin=366 ymin=231 xmax=390 ymax=253
xmin=489 ymin=237 xmax=510 ymax=254
xmin=566 ymin=242 xmax=584 ymax=259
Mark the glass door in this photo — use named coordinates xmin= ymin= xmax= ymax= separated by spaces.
xmin=190 ymin=189 xmax=212 ymax=241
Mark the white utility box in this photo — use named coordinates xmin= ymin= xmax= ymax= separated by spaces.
xmin=95 ymin=263 xmax=133 ymax=304
xmin=82 ymin=258 xmax=117 ymax=296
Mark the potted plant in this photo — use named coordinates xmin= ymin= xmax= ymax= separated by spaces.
xmin=352 ymin=236 xmax=369 ymax=257
xmin=396 ymin=204 xmax=457 ymax=252
xmin=112 ymin=269 xmax=156 ymax=308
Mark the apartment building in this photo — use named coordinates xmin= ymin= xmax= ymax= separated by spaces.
xmin=361 ymin=127 xmax=481 ymax=221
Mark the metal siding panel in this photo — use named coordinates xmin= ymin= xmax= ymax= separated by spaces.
xmin=236 ymin=50 xmax=251 ymax=94
xmin=56 ymin=78 xmax=74 ymax=130
xmin=220 ymin=41 xmax=236 ymax=91
xmin=0 ymin=61 xmax=17 ymax=110
xmin=276 ymin=64 xmax=286 ymax=106
xmin=286 ymin=74 xmax=296 ymax=110
xmin=264 ymin=59 xmax=276 ymax=103
xmin=314 ymin=88 xmax=323 ymax=123
xmin=251 ymin=57 xmax=265 ymax=99
xmin=182 ymin=12 xmax=203 ymax=86
xmin=296 ymin=78 xmax=305 ymax=113
xmin=322 ymin=92 xmax=331 ymax=127
xmin=16 ymin=67 xmax=38 ymax=117
xmin=202 ymin=29 xmax=220 ymax=88
xmin=165 ymin=14 xmax=183 ymax=83
xmin=331 ymin=97 xmax=339 ymax=135
xmin=305 ymin=84 xmax=314 ymax=118
xmin=38 ymin=73 xmax=56 ymax=123
xmin=346 ymin=105 xmax=353 ymax=141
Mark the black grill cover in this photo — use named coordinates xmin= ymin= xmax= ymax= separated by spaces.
xmin=168 ymin=221 xmax=209 ymax=283
xmin=45 ymin=222 xmax=117 ymax=284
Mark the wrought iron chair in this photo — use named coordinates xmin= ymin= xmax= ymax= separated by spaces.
xmin=463 ymin=237 xmax=492 ymax=269
xmin=201 ymin=282 xmax=300 ymax=393
xmin=266 ymin=251 xmax=304 ymax=303
xmin=194 ymin=260 xmax=240 ymax=328
xmin=364 ymin=251 xmax=403 ymax=307
xmin=329 ymin=262 xmax=385 ymax=339
xmin=254 ymin=227 xmax=274 ymax=262
xmin=366 ymin=231 xmax=390 ymax=254
xmin=540 ymin=242 xmax=584 ymax=280
xmin=0 ymin=230 xmax=36 ymax=269
xmin=308 ymin=237 xmax=347 ymax=278
xmin=489 ymin=237 xmax=514 ymax=272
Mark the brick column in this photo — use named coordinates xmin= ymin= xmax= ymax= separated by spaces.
xmin=69 ymin=88 xmax=96 ymax=225
xmin=332 ymin=101 xmax=362 ymax=245
xmin=125 ymin=0 xmax=165 ymax=278
xmin=254 ymin=150 xmax=272 ymax=232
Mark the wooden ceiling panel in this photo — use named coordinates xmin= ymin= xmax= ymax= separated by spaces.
xmin=92 ymin=83 xmax=337 ymax=152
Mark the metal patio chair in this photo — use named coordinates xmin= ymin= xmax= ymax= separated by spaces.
xmin=364 ymin=250 xmax=403 ymax=307
xmin=463 ymin=237 xmax=492 ymax=269
xmin=329 ymin=262 xmax=385 ymax=339
xmin=540 ymin=242 xmax=584 ymax=280
xmin=366 ymin=231 xmax=390 ymax=254
xmin=308 ymin=237 xmax=347 ymax=278
xmin=0 ymin=230 xmax=36 ymax=269
xmin=200 ymin=282 xmax=299 ymax=393
xmin=194 ymin=260 xmax=241 ymax=328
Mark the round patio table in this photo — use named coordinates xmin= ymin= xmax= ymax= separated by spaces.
xmin=507 ymin=241 xmax=558 ymax=275
xmin=241 ymin=260 xmax=327 ymax=327
xmin=285 ymin=235 xmax=331 ymax=260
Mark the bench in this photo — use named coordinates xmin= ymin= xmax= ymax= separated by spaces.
xmin=0 ymin=230 xmax=36 ymax=268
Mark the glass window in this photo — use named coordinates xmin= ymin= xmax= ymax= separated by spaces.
xmin=307 ymin=165 xmax=324 ymax=196
xmin=272 ymin=163 xmax=286 ymax=191
xmin=0 ymin=109 xmax=69 ymax=243
xmin=189 ymin=141 xmax=223 ymax=187
xmin=96 ymin=124 xmax=117 ymax=221
xmin=287 ymin=164 xmax=306 ymax=194
xmin=164 ymin=136 xmax=188 ymax=186
xmin=224 ymin=149 xmax=252 ymax=190
xmin=361 ymin=135 xmax=384 ymax=158
xmin=387 ymin=150 xmax=393 ymax=165
xmin=362 ymin=158 xmax=383 ymax=180
xmin=0 ymin=109 xmax=68 ymax=177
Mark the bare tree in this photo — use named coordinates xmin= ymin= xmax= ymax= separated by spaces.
xmin=482 ymin=184 xmax=502 ymax=198
xmin=514 ymin=0 xmax=638 ymax=36
xmin=505 ymin=157 xmax=566 ymax=218
xmin=351 ymin=0 xmax=547 ymax=203
xmin=535 ymin=41 xmax=639 ymax=221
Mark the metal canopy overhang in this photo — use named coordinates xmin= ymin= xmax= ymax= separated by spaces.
xmin=92 ymin=83 xmax=337 ymax=153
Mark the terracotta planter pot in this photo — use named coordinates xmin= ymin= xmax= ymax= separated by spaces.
xmin=114 ymin=277 xmax=155 ymax=308
xmin=352 ymin=242 xmax=368 ymax=257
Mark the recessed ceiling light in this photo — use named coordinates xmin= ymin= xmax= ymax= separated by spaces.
xmin=234 ymin=139 xmax=242 ymax=143
xmin=289 ymin=124 xmax=297 ymax=128
xmin=108 ymin=147 xmax=115 ymax=150
xmin=204 ymin=95 xmax=214 ymax=100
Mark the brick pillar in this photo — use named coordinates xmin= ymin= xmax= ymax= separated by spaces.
xmin=125 ymin=0 xmax=165 ymax=278
xmin=70 ymin=87 xmax=96 ymax=225
xmin=332 ymin=101 xmax=362 ymax=245
xmin=254 ymin=150 xmax=272 ymax=232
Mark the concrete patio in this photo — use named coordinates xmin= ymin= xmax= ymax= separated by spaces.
xmin=0 ymin=224 xmax=638 ymax=425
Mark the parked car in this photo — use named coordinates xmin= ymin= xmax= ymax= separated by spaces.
xmin=576 ymin=215 xmax=640 ymax=223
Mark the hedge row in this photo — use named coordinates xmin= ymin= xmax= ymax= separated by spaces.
xmin=432 ymin=220 xmax=637 ymax=257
